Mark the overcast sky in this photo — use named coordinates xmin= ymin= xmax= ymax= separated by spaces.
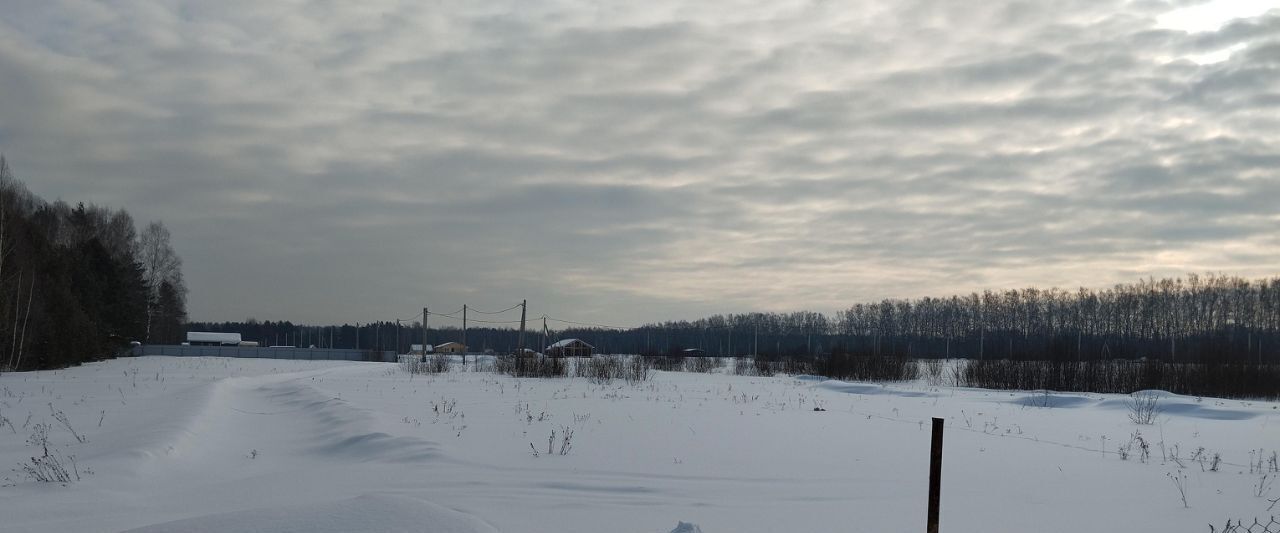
xmin=2 ymin=0 xmax=1277 ymax=327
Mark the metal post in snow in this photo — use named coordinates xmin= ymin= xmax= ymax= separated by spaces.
xmin=928 ymin=417 xmax=944 ymax=533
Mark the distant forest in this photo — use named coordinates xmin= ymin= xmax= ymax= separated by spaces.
xmin=4 ymin=149 xmax=1273 ymax=371
xmin=0 ymin=156 xmax=187 ymax=371
xmin=192 ymin=274 xmax=1279 ymax=364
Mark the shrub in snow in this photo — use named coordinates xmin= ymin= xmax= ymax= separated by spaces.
xmin=956 ymin=359 xmax=1280 ymax=400
xmin=650 ymin=355 xmax=684 ymax=372
xmin=494 ymin=354 xmax=568 ymax=378
xmin=682 ymin=357 xmax=723 ymax=373
xmin=778 ymin=357 xmax=813 ymax=375
xmin=531 ymin=426 xmax=575 ymax=457
xmin=814 ymin=352 xmax=917 ymax=382
xmin=729 ymin=357 xmax=779 ymax=377
xmin=50 ymin=406 xmax=87 ymax=443
xmin=575 ymin=355 xmax=651 ymax=385
xmin=21 ymin=423 xmax=79 ymax=483
xmin=401 ymin=354 xmax=450 ymax=375
xmin=1167 ymin=471 xmax=1189 ymax=508
xmin=921 ymin=358 xmax=946 ymax=386
xmin=1128 ymin=391 xmax=1161 ymax=425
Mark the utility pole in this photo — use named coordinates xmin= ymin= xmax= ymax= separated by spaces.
xmin=542 ymin=316 xmax=549 ymax=355
xmin=517 ymin=300 xmax=527 ymax=355
xmin=423 ymin=307 xmax=429 ymax=362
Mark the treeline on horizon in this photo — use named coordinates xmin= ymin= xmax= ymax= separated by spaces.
xmin=0 ymin=156 xmax=188 ymax=372
xmin=192 ymin=273 xmax=1279 ymax=366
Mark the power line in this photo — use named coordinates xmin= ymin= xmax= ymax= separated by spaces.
xmin=395 ymin=311 xmax=423 ymax=322
xmin=469 ymin=303 xmax=524 ymax=315
xmin=457 ymin=316 xmax=524 ymax=325
xmin=426 ymin=311 xmax=463 ymax=319
xmin=542 ymin=315 xmax=632 ymax=330
xmin=426 ymin=311 xmax=522 ymax=325
xmin=418 ymin=304 xmax=634 ymax=330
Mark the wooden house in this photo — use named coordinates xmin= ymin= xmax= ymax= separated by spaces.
xmin=435 ymin=342 xmax=467 ymax=354
xmin=545 ymin=338 xmax=594 ymax=358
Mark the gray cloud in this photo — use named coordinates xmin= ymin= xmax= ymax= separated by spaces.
xmin=1 ymin=0 xmax=1277 ymax=325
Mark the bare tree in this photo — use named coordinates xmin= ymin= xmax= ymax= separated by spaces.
xmin=13 ymin=273 xmax=34 ymax=371
xmin=0 ymin=156 xmax=8 ymax=282
xmin=0 ymin=156 xmax=12 ymax=370
xmin=138 ymin=221 xmax=183 ymax=342
xmin=99 ymin=209 xmax=138 ymax=262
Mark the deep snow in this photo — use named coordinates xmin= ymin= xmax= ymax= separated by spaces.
xmin=1 ymin=356 xmax=1277 ymax=532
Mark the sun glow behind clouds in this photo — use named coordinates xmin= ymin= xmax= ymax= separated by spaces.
xmin=1156 ymin=0 xmax=1275 ymax=32
xmin=1154 ymin=0 xmax=1270 ymax=63
xmin=1184 ymin=42 xmax=1249 ymax=64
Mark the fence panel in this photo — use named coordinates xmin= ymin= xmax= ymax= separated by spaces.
xmin=130 ymin=345 xmax=394 ymax=362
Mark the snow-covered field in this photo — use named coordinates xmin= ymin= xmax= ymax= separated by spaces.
xmin=1 ymin=356 xmax=1277 ymax=533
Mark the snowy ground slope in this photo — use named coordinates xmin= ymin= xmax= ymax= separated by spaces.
xmin=1 ymin=356 xmax=1277 ymax=533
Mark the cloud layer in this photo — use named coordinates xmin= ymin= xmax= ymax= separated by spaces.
xmin=2 ymin=0 xmax=1277 ymax=325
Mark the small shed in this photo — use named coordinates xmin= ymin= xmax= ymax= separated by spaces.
xmin=546 ymin=338 xmax=594 ymax=358
xmin=435 ymin=342 xmax=467 ymax=354
xmin=409 ymin=344 xmax=434 ymax=355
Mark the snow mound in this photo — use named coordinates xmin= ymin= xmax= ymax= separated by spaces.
xmin=256 ymin=380 xmax=442 ymax=462
xmin=1096 ymin=395 xmax=1259 ymax=420
xmin=1128 ymin=389 xmax=1179 ymax=398
xmin=1007 ymin=392 xmax=1096 ymax=408
xmin=816 ymin=380 xmax=934 ymax=398
xmin=1004 ymin=389 xmax=1259 ymax=420
xmin=670 ymin=522 xmax=703 ymax=533
xmin=121 ymin=493 xmax=499 ymax=533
